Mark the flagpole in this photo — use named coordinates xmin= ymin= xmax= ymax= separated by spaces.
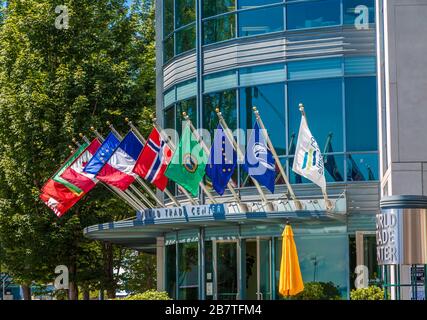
xmin=215 ymin=108 xmax=269 ymax=204
xmin=124 ymin=118 xmax=181 ymax=207
xmin=252 ymin=106 xmax=303 ymax=210
xmin=89 ymin=127 xmax=155 ymax=210
xmin=75 ymin=134 xmax=145 ymax=212
xmin=106 ymin=122 xmax=166 ymax=208
xmin=152 ymin=118 xmax=199 ymax=205
xmin=182 ymin=112 xmax=241 ymax=205
xmin=298 ymin=104 xmax=333 ymax=211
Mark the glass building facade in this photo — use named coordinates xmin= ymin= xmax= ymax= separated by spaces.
xmin=150 ymin=0 xmax=379 ymax=300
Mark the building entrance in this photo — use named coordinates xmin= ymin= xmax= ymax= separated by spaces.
xmin=211 ymin=238 xmax=272 ymax=300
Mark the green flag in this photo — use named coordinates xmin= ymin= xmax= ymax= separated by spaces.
xmin=165 ymin=124 xmax=208 ymax=196
xmin=52 ymin=143 xmax=88 ymax=196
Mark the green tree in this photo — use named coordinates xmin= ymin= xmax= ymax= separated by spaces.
xmin=119 ymin=249 xmax=156 ymax=294
xmin=0 ymin=0 xmax=155 ymax=299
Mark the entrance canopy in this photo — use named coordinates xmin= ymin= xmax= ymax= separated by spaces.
xmin=84 ymin=197 xmax=346 ymax=250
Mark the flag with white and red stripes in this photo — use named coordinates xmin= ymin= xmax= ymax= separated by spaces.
xmin=133 ymin=127 xmax=172 ymax=191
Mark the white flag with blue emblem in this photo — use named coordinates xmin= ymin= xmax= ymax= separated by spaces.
xmin=292 ymin=114 xmax=326 ymax=192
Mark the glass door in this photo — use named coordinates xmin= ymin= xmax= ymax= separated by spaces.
xmin=213 ymin=241 xmax=239 ymax=300
xmin=258 ymin=238 xmax=272 ymax=300
xmin=244 ymin=237 xmax=272 ymax=300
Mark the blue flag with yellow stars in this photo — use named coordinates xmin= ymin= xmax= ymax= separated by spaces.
xmin=206 ymin=124 xmax=237 ymax=195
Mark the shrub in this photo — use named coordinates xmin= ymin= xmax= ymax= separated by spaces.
xmin=350 ymin=286 xmax=384 ymax=300
xmin=122 ymin=290 xmax=171 ymax=300
xmin=291 ymin=282 xmax=341 ymax=300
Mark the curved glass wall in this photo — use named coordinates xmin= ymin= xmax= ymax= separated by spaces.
xmin=164 ymin=223 xmax=350 ymax=300
xmin=163 ymin=0 xmax=376 ymax=62
xmin=164 ymin=56 xmax=378 ymax=191
xmin=163 ymin=0 xmax=196 ymax=62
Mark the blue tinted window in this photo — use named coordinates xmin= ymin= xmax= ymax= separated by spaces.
xmin=288 ymin=78 xmax=344 ymax=153
xmin=164 ymin=87 xmax=176 ymax=107
xmin=288 ymin=58 xmax=343 ymax=80
xmin=204 ymin=0 xmax=236 ymax=18
xmin=203 ymin=14 xmax=236 ymax=45
xmin=164 ymin=35 xmax=174 ymax=63
xmin=238 ymin=0 xmax=282 ymax=9
xmin=344 ymin=56 xmax=376 ymax=75
xmin=176 ymin=97 xmax=197 ymax=135
xmin=293 ymin=234 xmax=349 ymax=297
xmin=204 ymin=70 xmax=238 ymax=94
xmin=238 ymin=6 xmax=284 ymax=37
xmin=347 ymin=153 xmax=378 ymax=182
xmin=175 ymin=0 xmax=196 ymax=28
xmin=240 ymin=83 xmax=286 ymax=155
xmin=204 ymin=89 xmax=237 ymax=135
xmin=240 ymin=63 xmax=286 ymax=87
xmin=343 ymin=0 xmax=375 ymax=26
xmin=345 ymin=77 xmax=378 ymax=151
xmin=164 ymin=0 xmax=174 ymax=36
xmin=175 ymin=23 xmax=196 ymax=55
xmin=287 ymin=0 xmax=341 ymax=30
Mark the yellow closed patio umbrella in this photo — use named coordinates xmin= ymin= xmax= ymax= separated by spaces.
xmin=279 ymin=223 xmax=304 ymax=297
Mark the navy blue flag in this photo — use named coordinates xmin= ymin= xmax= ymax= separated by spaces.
xmin=205 ymin=124 xmax=237 ymax=195
xmin=243 ymin=121 xmax=276 ymax=193
xmin=83 ymin=132 xmax=121 ymax=175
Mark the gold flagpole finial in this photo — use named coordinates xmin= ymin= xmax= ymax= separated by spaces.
xmin=106 ymin=121 xmax=111 ymax=126
xmin=90 ymin=126 xmax=95 ymax=131
xmin=299 ymin=103 xmax=305 ymax=112
xmin=68 ymin=145 xmax=74 ymax=150
xmin=252 ymin=106 xmax=258 ymax=112
xmin=152 ymin=117 xmax=157 ymax=122
xmin=79 ymin=133 xmax=84 ymax=138
xmin=125 ymin=117 xmax=130 ymax=123
xmin=72 ymin=138 xmax=77 ymax=143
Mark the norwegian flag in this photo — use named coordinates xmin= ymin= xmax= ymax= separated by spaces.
xmin=133 ymin=127 xmax=172 ymax=191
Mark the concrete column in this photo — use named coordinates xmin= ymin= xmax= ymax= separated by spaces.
xmin=156 ymin=237 xmax=165 ymax=292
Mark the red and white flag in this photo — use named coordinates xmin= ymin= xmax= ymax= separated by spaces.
xmin=133 ymin=128 xmax=172 ymax=191
xmin=61 ymin=139 xmax=101 ymax=193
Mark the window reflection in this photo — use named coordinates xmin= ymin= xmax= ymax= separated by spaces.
xmin=238 ymin=6 xmax=283 ymax=37
xmin=288 ymin=78 xmax=344 ymax=153
xmin=178 ymin=242 xmax=199 ymax=299
xmin=238 ymin=0 xmax=282 ymax=9
xmin=204 ymin=14 xmax=236 ymax=45
xmin=203 ymin=0 xmax=236 ymax=18
xmin=346 ymin=153 xmax=378 ymax=182
xmin=203 ymin=89 xmax=237 ymax=135
xmin=176 ymin=0 xmax=196 ymax=28
xmin=240 ymin=83 xmax=286 ymax=155
xmin=287 ymin=0 xmax=341 ymax=30
xmin=164 ymin=35 xmax=174 ymax=63
xmin=164 ymin=0 xmax=174 ymax=36
xmin=176 ymin=23 xmax=196 ymax=55
xmin=345 ymin=77 xmax=378 ymax=152
xmin=275 ymin=234 xmax=349 ymax=299
xmin=176 ymin=97 xmax=197 ymax=135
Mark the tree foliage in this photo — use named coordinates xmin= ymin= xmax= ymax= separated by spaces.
xmin=0 ymin=0 xmax=156 ymax=298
